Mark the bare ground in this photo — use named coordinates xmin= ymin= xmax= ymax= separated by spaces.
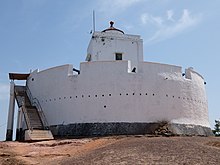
xmin=0 ymin=136 xmax=220 ymax=165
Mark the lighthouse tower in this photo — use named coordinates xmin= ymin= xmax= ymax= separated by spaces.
xmin=86 ymin=21 xmax=143 ymax=72
xmin=6 ymin=21 xmax=213 ymax=141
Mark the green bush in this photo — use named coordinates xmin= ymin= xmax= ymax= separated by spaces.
xmin=213 ymin=120 xmax=220 ymax=136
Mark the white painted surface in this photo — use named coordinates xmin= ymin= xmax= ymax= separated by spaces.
xmin=7 ymin=81 xmax=15 ymax=130
xmin=87 ymin=31 xmax=143 ymax=72
xmin=27 ymin=61 xmax=209 ymax=127
xmin=26 ymin=28 xmax=210 ymax=128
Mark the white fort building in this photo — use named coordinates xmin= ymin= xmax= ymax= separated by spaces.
xmin=6 ymin=22 xmax=212 ymax=141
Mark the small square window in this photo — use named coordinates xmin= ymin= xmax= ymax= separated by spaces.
xmin=115 ymin=53 xmax=122 ymax=60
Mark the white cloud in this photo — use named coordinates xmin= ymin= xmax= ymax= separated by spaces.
xmin=141 ymin=13 xmax=163 ymax=27
xmin=98 ymin=0 xmax=144 ymax=14
xmin=152 ymin=16 xmax=164 ymax=26
xmin=0 ymin=83 xmax=9 ymax=101
xmin=115 ymin=0 xmax=143 ymax=9
xmin=141 ymin=13 xmax=149 ymax=25
xmin=167 ymin=10 xmax=174 ymax=21
xmin=141 ymin=9 xmax=202 ymax=44
xmin=123 ymin=24 xmax=134 ymax=31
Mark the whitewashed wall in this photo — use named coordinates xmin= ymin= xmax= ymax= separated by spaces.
xmin=27 ymin=61 xmax=209 ymax=128
xmin=87 ymin=32 xmax=143 ymax=71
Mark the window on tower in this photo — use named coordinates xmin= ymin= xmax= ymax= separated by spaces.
xmin=115 ymin=53 xmax=122 ymax=60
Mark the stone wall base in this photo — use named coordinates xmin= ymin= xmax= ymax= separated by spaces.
xmin=49 ymin=122 xmax=213 ymax=138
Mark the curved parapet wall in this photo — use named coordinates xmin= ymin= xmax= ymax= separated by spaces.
xmin=27 ymin=61 xmax=212 ymax=136
xmin=139 ymin=62 xmax=209 ymax=127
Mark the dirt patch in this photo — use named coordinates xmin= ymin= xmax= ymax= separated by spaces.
xmin=62 ymin=136 xmax=220 ymax=165
xmin=0 ymin=136 xmax=220 ymax=165
xmin=0 ymin=151 xmax=26 ymax=165
xmin=34 ymin=140 xmax=74 ymax=147
xmin=0 ymin=143 xmax=8 ymax=148
xmin=206 ymin=141 xmax=220 ymax=148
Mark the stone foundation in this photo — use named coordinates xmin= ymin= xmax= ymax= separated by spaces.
xmin=50 ymin=122 xmax=213 ymax=138
xmin=168 ymin=123 xmax=213 ymax=136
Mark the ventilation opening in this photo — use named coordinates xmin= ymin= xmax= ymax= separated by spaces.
xmin=115 ymin=53 xmax=122 ymax=60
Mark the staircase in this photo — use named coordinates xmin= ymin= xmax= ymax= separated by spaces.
xmin=26 ymin=106 xmax=43 ymax=129
xmin=14 ymin=86 xmax=54 ymax=141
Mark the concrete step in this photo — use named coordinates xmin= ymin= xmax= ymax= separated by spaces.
xmin=25 ymin=130 xmax=54 ymax=141
xmin=26 ymin=107 xmax=43 ymax=129
xmin=29 ymin=123 xmax=43 ymax=129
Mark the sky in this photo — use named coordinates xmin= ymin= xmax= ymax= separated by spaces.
xmin=0 ymin=0 xmax=220 ymax=141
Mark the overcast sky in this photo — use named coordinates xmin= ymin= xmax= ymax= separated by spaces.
xmin=0 ymin=0 xmax=220 ymax=140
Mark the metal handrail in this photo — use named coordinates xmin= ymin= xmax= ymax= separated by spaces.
xmin=26 ymin=86 xmax=50 ymax=129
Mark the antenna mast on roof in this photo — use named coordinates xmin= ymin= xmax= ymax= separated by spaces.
xmin=93 ymin=10 xmax=96 ymax=33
